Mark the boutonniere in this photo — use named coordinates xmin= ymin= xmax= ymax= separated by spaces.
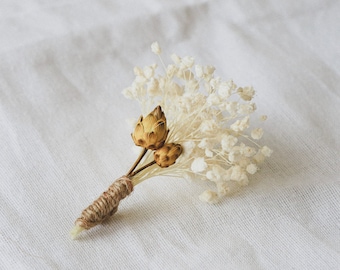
xmin=71 ymin=42 xmax=272 ymax=239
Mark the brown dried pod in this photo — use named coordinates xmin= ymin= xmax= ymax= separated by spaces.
xmin=132 ymin=106 xmax=169 ymax=150
xmin=154 ymin=143 xmax=183 ymax=168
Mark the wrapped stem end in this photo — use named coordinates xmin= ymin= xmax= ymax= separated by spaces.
xmin=70 ymin=225 xmax=85 ymax=240
xmin=70 ymin=176 xmax=133 ymax=239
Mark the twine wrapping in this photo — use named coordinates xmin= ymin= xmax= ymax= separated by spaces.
xmin=74 ymin=176 xmax=133 ymax=230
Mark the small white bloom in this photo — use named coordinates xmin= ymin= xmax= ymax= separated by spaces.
xmin=228 ymin=147 xmax=242 ymax=163
xmin=147 ymin=78 xmax=160 ymax=96
xmin=260 ymin=115 xmax=268 ymax=121
xmin=251 ymin=128 xmax=264 ymax=140
xmin=209 ymin=77 xmax=220 ymax=90
xmin=191 ymin=157 xmax=208 ymax=173
xmin=206 ymin=170 xmax=214 ymax=181
xmin=184 ymin=79 xmax=199 ymax=92
xmin=198 ymin=138 xmax=209 ymax=149
xmin=199 ymin=190 xmax=219 ymax=204
xmin=238 ymin=86 xmax=255 ymax=101
xmin=238 ymin=157 xmax=250 ymax=168
xmin=218 ymin=81 xmax=232 ymax=98
xmin=239 ymin=173 xmax=249 ymax=186
xmin=195 ymin=65 xmax=204 ymax=78
xmin=261 ymin=146 xmax=273 ymax=157
xmin=230 ymin=165 xmax=243 ymax=181
xmin=246 ymin=164 xmax=258 ymax=174
xmin=151 ymin=41 xmax=161 ymax=55
xmin=182 ymin=56 xmax=195 ymax=68
xmin=242 ymin=145 xmax=256 ymax=157
xmin=216 ymin=181 xmax=230 ymax=196
xmin=133 ymin=66 xmax=143 ymax=76
xmin=181 ymin=141 xmax=196 ymax=159
xmin=253 ymin=150 xmax=265 ymax=164
xmin=230 ymin=116 xmax=249 ymax=132
xmin=223 ymin=167 xmax=233 ymax=181
xmin=238 ymin=103 xmax=256 ymax=115
xmin=166 ymin=64 xmax=178 ymax=78
xmin=135 ymin=75 xmax=147 ymax=84
xmin=205 ymin=65 xmax=215 ymax=75
xmin=143 ymin=65 xmax=154 ymax=79
xmin=199 ymin=120 xmax=217 ymax=133
xmin=225 ymin=102 xmax=238 ymax=116
xmin=221 ymin=135 xmax=238 ymax=152
xmin=166 ymin=81 xmax=183 ymax=97
xmin=207 ymin=93 xmax=220 ymax=106
xmin=206 ymin=165 xmax=225 ymax=181
xmin=171 ymin=53 xmax=181 ymax=65
xmin=205 ymin=148 xmax=214 ymax=158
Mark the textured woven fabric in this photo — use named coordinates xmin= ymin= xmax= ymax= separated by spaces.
xmin=1 ymin=0 xmax=339 ymax=269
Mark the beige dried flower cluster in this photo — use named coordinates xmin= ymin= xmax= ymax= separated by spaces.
xmin=123 ymin=42 xmax=272 ymax=203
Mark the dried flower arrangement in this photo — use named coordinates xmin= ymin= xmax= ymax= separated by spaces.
xmin=70 ymin=42 xmax=272 ymax=239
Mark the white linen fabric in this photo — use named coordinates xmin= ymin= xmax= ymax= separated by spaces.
xmin=1 ymin=0 xmax=339 ymax=269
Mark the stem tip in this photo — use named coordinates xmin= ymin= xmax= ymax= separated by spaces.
xmin=70 ymin=225 xmax=85 ymax=240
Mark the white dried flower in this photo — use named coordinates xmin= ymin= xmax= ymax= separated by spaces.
xmin=238 ymin=103 xmax=256 ymax=115
xmin=246 ymin=163 xmax=258 ymax=174
xmin=251 ymin=128 xmax=264 ymax=140
xmin=253 ymin=150 xmax=266 ymax=164
xmin=199 ymin=190 xmax=219 ymax=204
xmin=133 ymin=66 xmax=143 ymax=76
xmin=191 ymin=157 xmax=208 ymax=173
xmin=182 ymin=56 xmax=195 ymax=68
xmin=241 ymin=144 xmax=256 ymax=157
xmin=216 ymin=181 xmax=230 ymax=196
xmin=143 ymin=65 xmax=155 ymax=79
xmin=122 ymin=42 xmax=272 ymax=202
xmin=261 ymin=146 xmax=273 ymax=157
xmin=195 ymin=65 xmax=204 ymax=78
xmin=205 ymin=148 xmax=214 ymax=158
xmin=166 ymin=64 xmax=177 ymax=78
xmin=218 ymin=80 xmax=235 ymax=98
xmin=230 ymin=165 xmax=243 ymax=181
xmin=238 ymin=86 xmax=255 ymax=101
xmin=151 ymin=42 xmax=161 ymax=55
xmin=171 ymin=53 xmax=181 ymax=65
xmin=260 ymin=115 xmax=268 ymax=121
xmin=221 ymin=135 xmax=238 ymax=152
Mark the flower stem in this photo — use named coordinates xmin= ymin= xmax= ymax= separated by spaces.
xmin=129 ymin=160 xmax=156 ymax=177
xmin=127 ymin=148 xmax=148 ymax=176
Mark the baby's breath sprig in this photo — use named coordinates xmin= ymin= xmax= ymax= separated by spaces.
xmin=123 ymin=41 xmax=272 ymax=203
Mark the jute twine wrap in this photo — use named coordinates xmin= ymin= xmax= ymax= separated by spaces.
xmin=75 ymin=176 xmax=133 ymax=230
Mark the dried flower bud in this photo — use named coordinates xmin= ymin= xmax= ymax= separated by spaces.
xmin=132 ymin=106 xmax=169 ymax=150
xmin=154 ymin=143 xmax=182 ymax=168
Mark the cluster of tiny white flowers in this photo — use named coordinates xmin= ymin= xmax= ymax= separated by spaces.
xmin=123 ymin=42 xmax=272 ymax=203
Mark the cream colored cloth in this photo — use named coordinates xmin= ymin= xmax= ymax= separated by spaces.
xmin=1 ymin=0 xmax=339 ymax=269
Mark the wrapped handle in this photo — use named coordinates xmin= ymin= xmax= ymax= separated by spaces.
xmin=74 ymin=176 xmax=133 ymax=231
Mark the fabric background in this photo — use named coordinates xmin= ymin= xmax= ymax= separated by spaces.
xmin=1 ymin=0 xmax=339 ymax=269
